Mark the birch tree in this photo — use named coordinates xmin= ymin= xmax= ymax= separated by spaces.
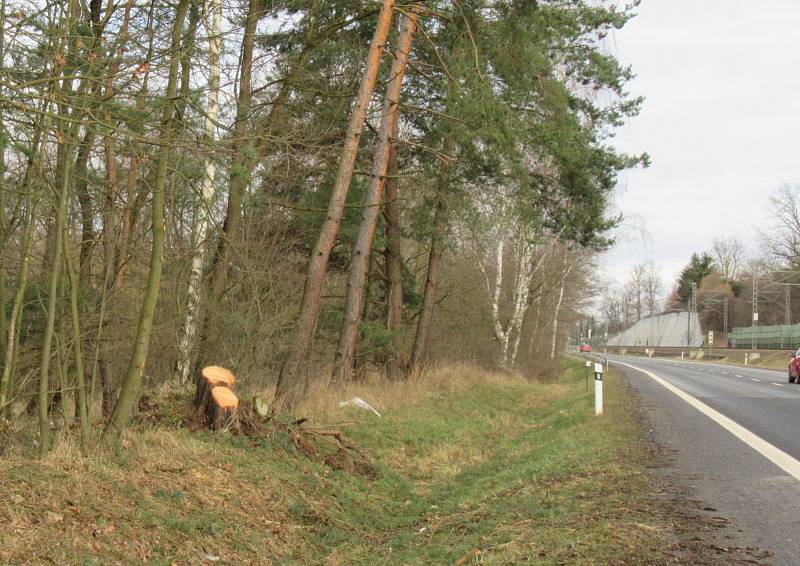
xmin=174 ymin=0 xmax=223 ymax=384
xmin=474 ymin=211 xmax=547 ymax=367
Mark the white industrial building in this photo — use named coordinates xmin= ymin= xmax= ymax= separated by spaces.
xmin=606 ymin=311 xmax=704 ymax=348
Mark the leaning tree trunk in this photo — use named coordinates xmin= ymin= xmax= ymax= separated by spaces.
xmin=485 ymin=238 xmax=511 ymax=366
xmin=272 ymin=0 xmax=396 ymax=415
xmin=332 ymin=7 xmax=418 ymax=384
xmin=508 ymin=237 xmax=543 ymax=366
xmin=174 ymin=0 xmax=223 ymax=384
xmin=105 ymin=0 xmax=191 ymax=436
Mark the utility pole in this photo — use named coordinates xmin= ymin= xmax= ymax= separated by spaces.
xmin=723 ymin=297 xmax=729 ymax=336
xmin=786 ymin=283 xmax=792 ymax=326
xmin=752 ymin=270 xmax=758 ymax=350
xmin=688 ymin=281 xmax=697 ymax=347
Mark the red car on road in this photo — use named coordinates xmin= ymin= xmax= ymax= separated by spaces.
xmin=579 ymin=344 xmax=592 ymax=353
xmin=789 ymin=349 xmax=800 ymax=383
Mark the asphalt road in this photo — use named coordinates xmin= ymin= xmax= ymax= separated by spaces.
xmin=608 ymin=355 xmax=800 ymax=565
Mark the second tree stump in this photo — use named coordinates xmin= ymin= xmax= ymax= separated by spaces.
xmin=208 ymin=386 xmax=239 ymax=431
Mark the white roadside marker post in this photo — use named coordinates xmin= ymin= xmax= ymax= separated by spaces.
xmin=594 ymin=362 xmax=604 ymax=416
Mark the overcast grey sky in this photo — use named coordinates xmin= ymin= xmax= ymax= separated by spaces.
xmin=606 ymin=1 xmax=800 ymax=292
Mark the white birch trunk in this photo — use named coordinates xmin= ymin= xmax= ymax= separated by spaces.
xmin=174 ymin=0 xmax=223 ymax=383
xmin=480 ymin=231 xmax=547 ymax=367
xmin=509 ymin=240 xmax=546 ymax=365
xmin=489 ymin=239 xmax=511 ymax=365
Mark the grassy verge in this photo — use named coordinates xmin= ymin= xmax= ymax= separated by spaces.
xmin=0 ymin=361 xmax=746 ymax=564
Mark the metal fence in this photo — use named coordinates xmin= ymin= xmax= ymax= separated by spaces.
xmin=729 ymin=324 xmax=800 ymax=349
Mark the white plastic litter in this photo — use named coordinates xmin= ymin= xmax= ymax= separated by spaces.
xmin=339 ymin=397 xmax=381 ymax=417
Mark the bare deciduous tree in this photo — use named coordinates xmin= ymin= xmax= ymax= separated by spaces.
xmin=759 ymin=184 xmax=800 ymax=266
xmin=712 ymin=237 xmax=745 ymax=281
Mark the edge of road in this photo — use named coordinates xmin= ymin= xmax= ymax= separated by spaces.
xmin=601 ymin=353 xmax=785 ymax=377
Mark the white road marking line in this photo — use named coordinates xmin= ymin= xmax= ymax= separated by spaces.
xmin=622 ymin=355 xmax=785 ymax=376
xmin=735 ymin=374 xmax=743 ymax=378
xmin=721 ymin=371 xmax=729 ymax=375
xmin=772 ymin=383 xmax=785 ymax=387
xmin=612 ymin=360 xmax=800 ymax=483
xmin=752 ymin=378 xmax=761 ymax=382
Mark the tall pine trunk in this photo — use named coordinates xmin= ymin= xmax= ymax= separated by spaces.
xmin=272 ymin=0 xmax=396 ymax=414
xmin=105 ymin=0 xmax=191 ymax=435
xmin=383 ymin=145 xmax=404 ymax=379
xmin=332 ymin=7 xmax=418 ymax=384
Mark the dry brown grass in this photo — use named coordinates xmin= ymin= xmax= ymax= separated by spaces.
xmin=290 ymin=363 xmax=529 ymax=423
xmin=0 ymin=426 xmax=303 ymax=564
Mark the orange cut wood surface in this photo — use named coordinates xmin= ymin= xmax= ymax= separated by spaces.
xmin=211 ymin=386 xmax=239 ymax=409
xmin=202 ymin=365 xmax=236 ymax=387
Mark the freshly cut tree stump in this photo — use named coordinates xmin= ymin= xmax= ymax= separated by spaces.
xmin=194 ymin=365 xmax=236 ymax=409
xmin=208 ymin=386 xmax=239 ymax=431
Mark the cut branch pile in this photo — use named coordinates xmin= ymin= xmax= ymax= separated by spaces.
xmin=287 ymin=424 xmax=375 ymax=477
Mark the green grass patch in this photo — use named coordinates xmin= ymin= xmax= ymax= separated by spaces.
xmin=0 ymin=362 xmax=682 ymax=564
